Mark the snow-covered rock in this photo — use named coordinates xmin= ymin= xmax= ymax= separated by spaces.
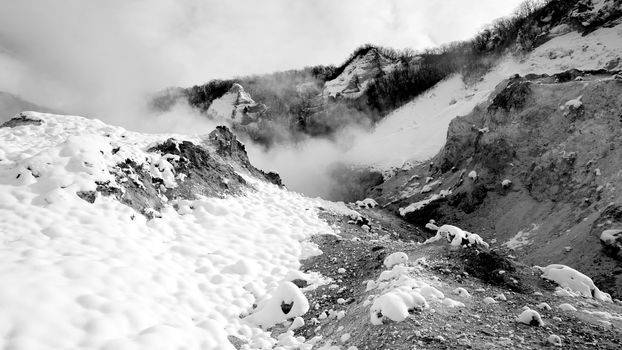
xmin=324 ymin=48 xmax=405 ymax=99
xmin=538 ymin=264 xmax=612 ymax=302
xmin=453 ymin=287 xmax=471 ymax=298
xmin=384 ymin=252 xmax=409 ymax=268
xmin=558 ymin=303 xmax=577 ymax=312
xmin=354 ymin=198 xmax=378 ymax=208
xmin=517 ymin=309 xmax=544 ymax=326
xmin=207 ymin=83 xmax=266 ymax=123
xmin=483 ymin=297 xmax=497 ymax=304
xmin=547 ymin=334 xmax=562 ymax=347
xmin=0 ymin=113 xmax=333 ymax=349
xmin=423 ymin=224 xmax=489 ymax=249
xmin=370 ymin=289 xmax=427 ymax=325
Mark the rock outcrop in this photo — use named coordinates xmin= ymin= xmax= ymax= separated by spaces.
xmin=375 ymin=69 xmax=622 ymax=298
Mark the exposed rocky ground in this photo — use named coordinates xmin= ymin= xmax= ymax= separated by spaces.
xmin=371 ymin=69 xmax=622 ymax=302
xmin=265 ymin=206 xmax=622 ymax=349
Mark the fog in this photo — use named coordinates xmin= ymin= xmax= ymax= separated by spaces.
xmin=0 ymin=0 xmax=524 ymax=198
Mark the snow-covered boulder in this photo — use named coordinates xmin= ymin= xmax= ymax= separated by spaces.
xmin=370 ymin=289 xmax=427 ymax=325
xmin=517 ymin=309 xmax=544 ymax=326
xmin=453 ymin=287 xmax=471 ymax=298
xmin=558 ymin=303 xmax=577 ymax=312
xmin=483 ymin=297 xmax=497 ymax=304
xmin=354 ymin=198 xmax=378 ymax=208
xmin=245 ymin=281 xmax=310 ymax=328
xmin=538 ymin=264 xmax=612 ymax=302
xmin=384 ymin=252 xmax=409 ymax=268
xmin=547 ymin=334 xmax=562 ymax=347
xmin=423 ymin=224 xmax=489 ymax=249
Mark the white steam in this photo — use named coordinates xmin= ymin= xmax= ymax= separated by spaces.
xmin=0 ymin=0 xmax=525 ymax=197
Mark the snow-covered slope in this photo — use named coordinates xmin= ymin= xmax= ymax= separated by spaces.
xmin=207 ymin=83 xmax=266 ymax=124
xmin=346 ymin=22 xmax=622 ymax=170
xmin=324 ymin=48 xmax=405 ymax=99
xmin=0 ymin=112 xmax=357 ymax=349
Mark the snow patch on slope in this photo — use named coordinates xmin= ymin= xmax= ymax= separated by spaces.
xmin=346 ymin=22 xmax=622 ymax=170
xmin=0 ymin=113 xmax=337 ymax=349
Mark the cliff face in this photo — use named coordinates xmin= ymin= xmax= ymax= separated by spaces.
xmin=375 ymin=70 xmax=622 ymax=298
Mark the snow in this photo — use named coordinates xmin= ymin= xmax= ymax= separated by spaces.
xmin=547 ymin=334 xmax=562 ymax=346
xmin=398 ymin=189 xmax=451 ymax=216
xmin=423 ymin=224 xmax=489 ymax=249
xmin=558 ymin=303 xmax=577 ymax=312
xmin=495 ymin=293 xmax=507 ymax=301
xmin=501 ymin=179 xmax=512 ymax=187
xmin=517 ymin=309 xmax=543 ymax=326
xmin=354 ymin=198 xmax=378 ymax=208
xmin=324 ymin=49 xmax=401 ymax=99
xmin=483 ymin=297 xmax=497 ymax=304
xmin=441 ymin=298 xmax=465 ymax=308
xmin=370 ymin=289 xmax=428 ymax=325
xmin=453 ymin=287 xmax=471 ymax=298
xmin=467 ymin=170 xmax=477 ymax=180
xmin=539 ymin=264 xmax=612 ymax=302
xmin=383 ymin=252 xmax=408 ymax=268
xmin=245 ymin=281 xmax=310 ymax=328
xmin=0 ymin=112 xmax=340 ymax=349
xmin=345 ymin=22 xmax=622 ymax=170
xmin=563 ymin=95 xmax=583 ymax=109
xmin=503 ymin=223 xmax=539 ymax=250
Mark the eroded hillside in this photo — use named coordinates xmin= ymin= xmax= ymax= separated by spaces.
xmin=375 ymin=70 xmax=622 ymax=300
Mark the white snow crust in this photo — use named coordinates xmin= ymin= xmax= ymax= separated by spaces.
xmin=0 ymin=112 xmax=338 ymax=349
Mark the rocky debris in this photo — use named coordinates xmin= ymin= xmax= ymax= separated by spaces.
xmin=372 ymin=69 xmax=622 ymax=298
xmin=280 ymin=206 xmax=622 ymax=349
xmin=1 ymin=113 xmax=43 ymax=128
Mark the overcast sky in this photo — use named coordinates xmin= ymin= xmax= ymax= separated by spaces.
xmin=0 ymin=0 xmax=524 ymax=121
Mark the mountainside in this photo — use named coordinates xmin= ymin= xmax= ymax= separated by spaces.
xmin=3 ymin=0 xmax=622 ymax=349
xmin=1 ymin=112 xmax=621 ymax=350
xmin=323 ymin=47 xmax=411 ymax=99
xmin=373 ymin=69 xmax=622 ymax=298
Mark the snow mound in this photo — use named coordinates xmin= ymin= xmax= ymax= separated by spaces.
xmin=245 ymin=281 xmax=310 ymax=328
xmin=517 ymin=309 xmax=544 ymax=326
xmin=558 ymin=303 xmax=577 ymax=312
xmin=384 ymin=252 xmax=409 ymax=268
xmin=547 ymin=334 xmax=562 ymax=346
xmin=442 ymin=298 xmax=465 ymax=308
xmin=453 ymin=287 xmax=471 ymax=298
xmin=539 ymin=264 xmax=612 ymax=302
xmin=0 ymin=113 xmax=335 ymax=349
xmin=423 ymin=224 xmax=489 ymax=249
xmin=370 ymin=288 xmax=428 ymax=325
xmin=354 ymin=198 xmax=378 ymax=208
xmin=483 ymin=297 xmax=497 ymax=304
